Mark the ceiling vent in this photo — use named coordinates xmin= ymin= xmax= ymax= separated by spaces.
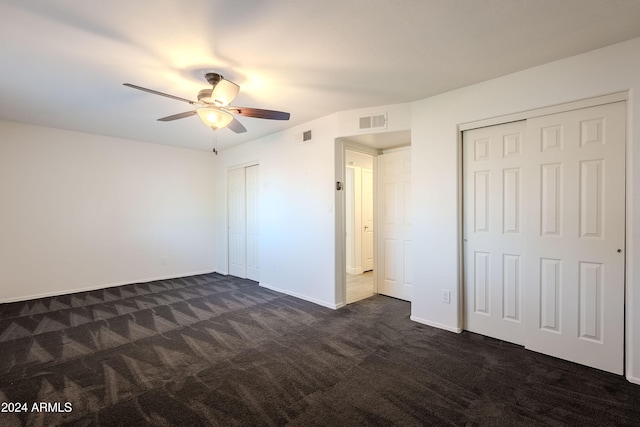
xmin=359 ymin=113 xmax=387 ymax=131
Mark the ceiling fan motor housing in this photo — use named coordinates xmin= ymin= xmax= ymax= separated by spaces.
xmin=205 ymin=72 xmax=223 ymax=86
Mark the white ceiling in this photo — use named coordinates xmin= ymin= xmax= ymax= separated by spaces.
xmin=343 ymin=130 xmax=411 ymax=151
xmin=2 ymin=1 xmax=640 ymax=152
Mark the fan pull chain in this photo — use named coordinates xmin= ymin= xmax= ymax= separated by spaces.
xmin=212 ymin=132 xmax=218 ymax=155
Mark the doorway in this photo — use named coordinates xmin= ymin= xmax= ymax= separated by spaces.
xmin=345 ymin=150 xmax=375 ymax=303
xmin=335 ymin=131 xmax=412 ymax=307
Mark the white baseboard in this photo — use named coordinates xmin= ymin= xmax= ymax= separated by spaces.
xmin=627 ymin=375 xmax=640 ymax=386
xmin=410 ymin=315 xmax=462 ymax=333
xmin=0 ymin=269 xmax=216 ymax=304
xmin=259 ymin=282 xmax=341 ymax=309
xmin=346 ymin=267 xmax=363 ymax=275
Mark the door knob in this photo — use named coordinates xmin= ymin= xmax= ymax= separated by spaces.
xmin=617 ymin=249 xmax=623 ymax=253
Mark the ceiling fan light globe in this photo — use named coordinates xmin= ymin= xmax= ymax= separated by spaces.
xmin=210 ymin=79 xmax=240 ymax=107
xmin=197 ymin=108 xmax=233 ymax=129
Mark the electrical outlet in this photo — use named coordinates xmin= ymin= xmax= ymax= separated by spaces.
xmin=441 ymin=290 xmax=451 ymax=304
xmin=161 ymin=256 xmax=167 ymax=265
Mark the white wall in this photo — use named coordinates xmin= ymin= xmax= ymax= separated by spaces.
xmin=212 ymin=115 xmax=340 ymax=308
xmin=410 ymin=37 xmax=640 ymax=383
xmin=0 ymin=121 xmax=217 ymax=302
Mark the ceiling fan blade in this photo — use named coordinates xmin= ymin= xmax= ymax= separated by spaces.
xmin=157 ymin=110 xmax=198 ymax=122
xmin=211 ymin=79 xmax=240 ymax=107
xmin=227 ymin=117 xmax=247 ymax=133
xmin=229 ymin=107 xmax=290 ymax=120
xmin=123 ymin=83 xmax=196 ymax=105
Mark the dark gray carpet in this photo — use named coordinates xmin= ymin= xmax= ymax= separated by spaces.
xmin=0 ymin=273 xmax=639 ymax=426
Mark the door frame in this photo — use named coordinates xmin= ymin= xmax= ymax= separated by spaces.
xmin=457 ymin=91 xmax=629 ymax=371
xmin=335 ymin=139 xmax=380 ymax=307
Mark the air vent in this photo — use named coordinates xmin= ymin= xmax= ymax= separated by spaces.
xmin=294 ymin=129 xmax=313 ymax=145
xmin=359 ymin=113 xmax=387 ymax=131
xmin=372 ymin=114 xmax=386 ymax=128
xmin=359 ymin=116 xmax=372 ymax=129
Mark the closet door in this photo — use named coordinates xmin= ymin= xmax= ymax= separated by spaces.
xmin=245 ymin=165 xmax=260 ymax=281
xmin=523 ymin=102 xmax=625 ymax=374
xmin=228 ymin=165 xmax=260 ymax=280
xmin=463 ymin=121 xmax=527 ymax=345
xmin=463 ymin=102 xmax=625 ymax=374
xmin=228 ymin=167 xmax=246 ymax=278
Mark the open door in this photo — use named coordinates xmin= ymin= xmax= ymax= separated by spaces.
xmin=376 ymin=147 xmax=412 ymax=301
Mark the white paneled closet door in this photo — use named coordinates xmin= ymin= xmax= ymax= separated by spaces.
xmin=245 ymin=165 xmax=260 ymax=281
xmin=463 ymin=101 xmax=625 ymax=374
xmin=523 ymin=102 xmax=625 ymax=374
xmin=377 ymin=148 xmax=412 ymax=301
xmin=463 ymin=121 xmax=527 ymax=346
xmin=228 ymin=168 xmax=246 ymax=278
xmin=228 ymin=165 xmax=260 ymax=280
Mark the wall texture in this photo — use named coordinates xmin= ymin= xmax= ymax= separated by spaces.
xmin=0 ymin=121 xmax=217 ymax=302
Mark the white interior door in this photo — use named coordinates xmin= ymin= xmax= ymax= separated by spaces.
xmin=463 ymin=121 xmax=527 ymax=345
xmin=245 ymin=165 xmax=260 ymax=281
xmin=523 ymin=102 xmax=625 ymax=374
xmin=377 ymin=148 xmax=412 ymax=301
xmin=228 ymin=168 xmax=246 ymax=277
xmin=362 ymin=168 xmax=374 ymax=272
xmin=228 ymin=165 xmax=260 ymax=280
xmin=463 ymin=101 xmax=625 ymax=374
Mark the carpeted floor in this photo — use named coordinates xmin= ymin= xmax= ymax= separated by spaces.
xmin=0 ymin=272 xmax=639 ymax=426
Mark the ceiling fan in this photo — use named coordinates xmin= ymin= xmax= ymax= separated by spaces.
xmin=123 ymin=72 xmax=290 ymax=134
